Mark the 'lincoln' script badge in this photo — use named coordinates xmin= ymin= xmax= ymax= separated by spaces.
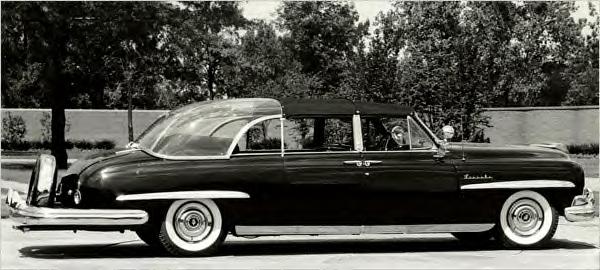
xmin=464 ymin=174 xmax=494 ymax=181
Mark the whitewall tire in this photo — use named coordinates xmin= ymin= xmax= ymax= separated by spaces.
xmin=497 ymin=190 xmax=558 ymax=248
xmin=158 ymin=199 xmax=227 ymax=256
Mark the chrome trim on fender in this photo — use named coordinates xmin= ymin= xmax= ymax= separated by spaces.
xmin=565 ymin=188 xmax=596 ymax=222
xmin=461 ymin=180 xmax=575 ymax=190
xmin=235 ymin=223 xmax=495 ymax=236
xmin=116 ymin=190 xmax=250 ymax=201
xmin=6 ymin=188 xmax=148 ymax=230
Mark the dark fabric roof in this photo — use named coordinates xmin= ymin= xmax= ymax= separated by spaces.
xmin=354 ymin=102 xmax=414 ymax=117
xmin=280 ymin=98 xmax=413 ymax=117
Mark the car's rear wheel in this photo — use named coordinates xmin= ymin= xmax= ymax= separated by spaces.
xmin=496 ymin=190 xmax=558 ymax=248
xmin=136 ymin=226 xmax=163 ymax=250
xmin=158 ymin=199 xmax=227 ymax=256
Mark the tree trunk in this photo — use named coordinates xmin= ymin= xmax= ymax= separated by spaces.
xmin=128 ymin=86 xmax=134 ymax=142
xmin=48 ymin=56 xmax=68 ymax=169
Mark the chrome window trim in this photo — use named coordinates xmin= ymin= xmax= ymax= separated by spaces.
xmin=116 ymin=190 xmax=250 ymax=201
xmin=406 ymin=115 xmax=412 ymax=148
xmin=207 ymin=116 xmax=254 ymax=136
xmin=140 ymin=111 xmax=439 ymax=160
xmin=280 ymin=116 xmax=285 ymax=157
xmin=412 ymin=113 xmax=440 ymax=148
xmin=227 ymin=114 xmax=283 ymax=156
xmin=141 ymin=150 xmax=230 ymax=160
xmin=461 ymin=180 xmax=576 ymax=190
xmin=281 ymin=115 xmax=359 ymax=156
xmin=358 ymin=114 xmax=437 ymax=153
xmin=407 ymin=115 xmax=436 ymax=151
xmin=231 ymin=152 xmax=282 ymax=157
xmin=353 ymin=114 xmax=364 ymax=152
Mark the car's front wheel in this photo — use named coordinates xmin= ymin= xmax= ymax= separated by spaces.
xmin=158 ymin=199 xmax=227 ymax=256
xmin=496 ymin=190 xmax=558 ymax=248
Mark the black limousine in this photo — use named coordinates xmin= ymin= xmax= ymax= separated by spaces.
xmin=7 ymin=98 xmax=595 ymax=256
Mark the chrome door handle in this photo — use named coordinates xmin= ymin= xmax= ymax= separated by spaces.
xmin=343 ymin=160 xmax=363 ymax=167
xmin=363 ymin=160 xmax=382 ymax=167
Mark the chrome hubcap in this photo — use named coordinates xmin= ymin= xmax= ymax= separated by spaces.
xmin=507 ymin=198 xmax=543 ymax=236
xmin=174 ymin=202 xmax=213 ymax=242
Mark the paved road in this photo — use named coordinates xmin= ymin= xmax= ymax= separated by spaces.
xmin=1 ymin=218 xmax=598 ymax=269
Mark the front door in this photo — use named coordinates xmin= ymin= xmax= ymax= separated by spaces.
xmin=360 ymin=115 xmax=458 ymax=224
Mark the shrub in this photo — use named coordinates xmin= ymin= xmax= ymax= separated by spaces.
xmin=2 ymin=112 xmax=27 ymax=144
xmin=1 ymin=140 xmax=30 ymax=150
xmin=72 ymin=140 xmax=94 ymax=149
xmin=567 ymin=143 xmax=599 ymax=155
xmin=95 ymin=140 xmax=116 ymax=149
xmin=1 ymin=139 xmax=116 ymax=151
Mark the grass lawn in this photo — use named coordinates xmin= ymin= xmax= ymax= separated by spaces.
xmin=572 ymin=155 xmax=599 ymax=178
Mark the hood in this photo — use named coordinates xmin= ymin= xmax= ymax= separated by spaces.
xmin=447 ymin=142 xmax=570 ymax=160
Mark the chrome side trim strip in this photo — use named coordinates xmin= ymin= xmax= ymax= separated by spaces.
xmin=284 ymin=151 xmax=361 ymax=155
xmin=461 ymin=180 xmax=575 ymax=190
xmin=235 ymin=223 xmax=495 ymax=236
xmin=116 ymin=190 xmax=250 ymax=201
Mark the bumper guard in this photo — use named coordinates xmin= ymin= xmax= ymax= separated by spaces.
xmin=564 ymin=188 xmax=596 ymax=222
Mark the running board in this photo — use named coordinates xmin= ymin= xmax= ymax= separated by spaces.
xmin=235 ymin=224 xmax=495 ymax=236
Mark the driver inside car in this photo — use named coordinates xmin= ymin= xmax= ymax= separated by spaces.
xmin=386 ymin=125 xmax=409 ymax=150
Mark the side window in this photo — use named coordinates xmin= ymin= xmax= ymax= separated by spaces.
xmin=362 ymin=117 xmax=409 ymax=151
xmin=235 ymin=119 xmax=281 ymax=153
xmin=408 ymin=117 xmax=434 ymax=149
xmin=284 ymin=117 xmax=354 ymax=152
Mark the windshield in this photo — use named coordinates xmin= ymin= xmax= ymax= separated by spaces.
xmin=137 ymin=98 xmax=282 ymax=157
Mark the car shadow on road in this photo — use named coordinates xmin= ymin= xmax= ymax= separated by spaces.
xmin=18 ymin=237 xmax=598 ymax=259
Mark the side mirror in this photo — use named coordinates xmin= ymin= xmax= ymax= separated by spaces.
xmin=442 ymin=125 xmax=455 ymax=141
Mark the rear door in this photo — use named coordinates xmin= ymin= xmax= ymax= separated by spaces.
xmin=281 ymin=116 xmax=366 ymax=225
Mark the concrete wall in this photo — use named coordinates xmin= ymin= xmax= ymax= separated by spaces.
xmin=1 ymin=106 xmax=598 ymax=147
xmin=483 ymin=106 xmax=599 ymax=145
xmin=1 ymin=109 xmax=168 ymax=147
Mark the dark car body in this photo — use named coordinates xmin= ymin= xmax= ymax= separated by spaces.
xmin=7 ymin=98 xmax=595 ymax=255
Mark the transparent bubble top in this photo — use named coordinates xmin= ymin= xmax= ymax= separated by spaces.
xmin=136 ymin=98 xmax=281 ymax=157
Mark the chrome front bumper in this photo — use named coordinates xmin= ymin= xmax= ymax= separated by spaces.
xmin=6 ymin=188 xmax=148 ymax=231
xmin=565 ymin=188 xmax=596 ymax=222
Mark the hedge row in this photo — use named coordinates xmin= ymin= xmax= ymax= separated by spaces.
xmin=567 ymin=143 xmax=599 ymax=155
xmin=1 ymin=139 xmax=116 ymax=151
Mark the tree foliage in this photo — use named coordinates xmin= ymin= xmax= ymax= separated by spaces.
xmin=1 ymin=0 xmax=598 ymax=156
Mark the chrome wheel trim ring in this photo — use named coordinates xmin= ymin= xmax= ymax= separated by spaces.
xmin=507 ymin=198 xmax=543 ymax=237
xmin=164 ymin=199 xmax=223 ymax=252
xmin=499 ymin=190 xmax=554 ymax=245
xmin=173 ymin=202 xmax=213 ymax=243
